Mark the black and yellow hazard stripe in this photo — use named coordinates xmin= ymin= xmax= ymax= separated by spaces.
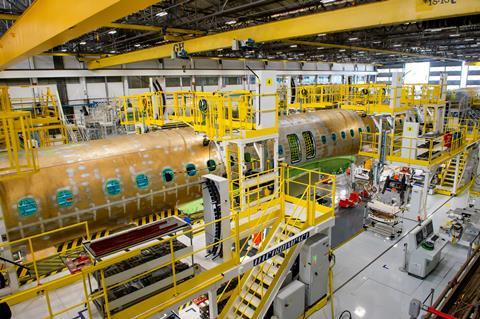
xmin=178 ymin=301 xmax=193 ymax=311
xmin=133 ymin=208 xmax=179 ymax=226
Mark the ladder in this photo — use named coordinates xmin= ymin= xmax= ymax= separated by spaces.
xmin=221 ymin=220 xmax=304 ymax=319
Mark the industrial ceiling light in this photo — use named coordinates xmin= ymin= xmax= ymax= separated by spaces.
xmin=108 ymin=30 xmax=117 ymax=35
xmin=225 ymin=20 xmax=237 ymax=25
xmin=61 ymin=48 xmax=67 ymax=52
xmin=156 ymin=11 xmax=168 ymax=17
xmin=393 ymin=44 xmax=402 ymax=47
xmin=110 ymin=50 xmax=116 ymax=53
xmin=290 ymin=44 xmax=298 ymax=48
xmin=79 ymin=41 xmax=86 ymax=45
xmin=449 ymin=34 xmax=461 ymax=37
xmin=317 ymin=33 xmax=326 ymax=37
xmin=348 ymin=37 xmax=359 ymax=41
xmin=134 ymin=44 xmax=141 ymax=47
xmin=372 ymin=41 xmax=381 ymax=44
xmin=465 ymin=38 xmax=474 ymax=41
xmin=339 ymin=49 xmax=346 ymax=52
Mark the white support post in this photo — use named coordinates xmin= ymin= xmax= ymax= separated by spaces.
xmin=208 ymin=289 xmax=218 ymax=319
xmin=421 ymin=171 xmax=430 ymax=221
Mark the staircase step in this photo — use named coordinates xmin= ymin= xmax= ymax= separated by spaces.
xmin=240 ymin=292 xmax=261 ymax=308
xmin=252 ymin=269 xmax=274 ymax=286
xmin=234 ymin=302 xmax=256 ymax=318
xmin=261 ymin=263 xmax=280 ymax=277
xmin=248 ymin=282 xmax=268 ymax=297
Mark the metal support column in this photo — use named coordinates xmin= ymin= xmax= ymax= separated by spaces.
xmin=208 ymin=289 xmax=218 ymax=319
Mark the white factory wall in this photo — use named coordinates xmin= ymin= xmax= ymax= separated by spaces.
xmin=0 ymin=56 xmax=377 ymax=106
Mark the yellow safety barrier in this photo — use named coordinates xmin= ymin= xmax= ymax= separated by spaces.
xmin=290 ymin=84 xmax=340 ymax=110
xmin=0 ymin=111 xmax=38 ymax=180
xmin=359 ymin=128 xmax=467 ymax=167
xmin=5 ymin=87 xmax=70 ymax=147
xmin=0 ymin=164 xmax=335 ymax=319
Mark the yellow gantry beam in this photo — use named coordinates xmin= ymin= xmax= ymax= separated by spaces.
xmin=284 ymin=40 xmax=463 ymax=62
xmin=88 ymin=0 xmax=480 ymax=69
xmin=0 ymin=0 xmax=163 ymax=69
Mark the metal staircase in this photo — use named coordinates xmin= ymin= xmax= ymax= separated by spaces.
xmin=222 ymin=219 xmax=304 ymax=319
xmin=437 ymin=151 xmax=468 ymax=193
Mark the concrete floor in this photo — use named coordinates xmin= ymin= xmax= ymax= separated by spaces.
xmin=311 ymin=192 xmax=470 ymax=319
xmin=9 ymin=192 xmax=471 ymax=319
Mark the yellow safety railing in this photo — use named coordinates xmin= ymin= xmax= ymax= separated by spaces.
xmin=0 ymin=165 xmax=335 ymax=319
xmin=289 ymin=84 xmax=340 ymax=110
xmin=171 ymin=90 xmax=279 ymax=141
xmin=5 ymin=87 xmax=69 ymax=147
xmin=119 ymin=91 xmax=170 ymax=127
xmin=445 ymin=117 xmax=480 ymax=142
xmin=0 ymin=222 xmax=89 ymax=289
xmin=359 ymin=129 xmax=467 ymax=167
xmin=0 ymin=111 xmax=38 ymax=180
xmin=402 ymin=83 xmax=444 ymax=106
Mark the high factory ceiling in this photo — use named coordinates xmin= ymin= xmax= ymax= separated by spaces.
xmin=0 ymin=0 xmax=479 ymax=67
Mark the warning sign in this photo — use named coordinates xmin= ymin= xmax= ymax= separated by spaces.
xmin=266 ymin=78 xmax=273 ymax=86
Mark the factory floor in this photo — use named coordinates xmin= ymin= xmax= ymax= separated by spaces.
xmin=9 ymin=192 xmax=471 ymax=319
xmin=311 ymin=192 xmax=471 ymax=319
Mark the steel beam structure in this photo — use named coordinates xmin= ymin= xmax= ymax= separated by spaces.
xmin=284 ymin=40 xmax=463 ymax=62
xmin=0 ymin=0 xmax=162 ymax=69
xmin=87 ymin=0 xmax=480 ymax=69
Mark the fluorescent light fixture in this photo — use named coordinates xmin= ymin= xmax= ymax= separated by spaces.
xmin=427 ymin=28 xmax=443 ymax=32
xmin=110 ymin=50 xmax=116 ymax=53
xmin=61 ymin=48 xmax=67 ymax=52
xmin=393 ymin=44 xmax=401 ymax=47
xmin=217 ymin=48 xmax=223 ymax=51
xmin=297 ymin=53 xmax=304 ymax=56
xmin=156 ymin=11 xmax=168 ymax=17
xmin=372 ymin=41 xmax=381 ymax=44
xmin=465 ymin=38 xmax=474 ymax=41
xmin=317 ymin=33 xmax=326 ymax=37
xmin=449 ymin=33 xmax=460 ymax=37
xmin=79 ymin=41 xmax=86 ymax=45
xmin=348 ymin=37 xmax=359 ymax=41
xmin=108 ymin=30 xmax=117 ymax=35
xmin=290 ymin=44 xmax=298 ymax=48
xmin=321 ymin=0 xmax=336 ymax=3
xmin=317 ymin=47 xmax=325 ymax=49
xmin=225 ymin=20 xmax=237 ymax=25
xmin=354 ymin=307 xmax=366 ymax=318
xmin=339 ymin=49 xmax=346 ymax=52
xmin=134 ymin=44 xmax=141 ymax=47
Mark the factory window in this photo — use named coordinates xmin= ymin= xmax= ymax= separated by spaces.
xmin=56 ymin=189 xmax=74 ymax=207
xmin=341 ymin=131 xmax=346 ymax=140
xmin=86 ymin=77 xmax=105 ymax=84
xmin=196 ymin=76 xmax=219 ymax=86
xmin=331 ymin=133 xmax=337 ymax=142
xmin=17 ymin=197 xmax=37 ymax=217
xmin=181 ymin=77 xmax=191 ymax=87
xmin=107 ymin=77 xmax=122 ymax=83
xmin=186 ymin=164 xmax=197 ymax=177
xmin=207 ymin=159 xmax=216 ymax=172
xmin=278 ymin=145 xmax=284 ymax=156
xmin=302 ymin=131 xmax=316 ymax=160
xmin=128 ymin=76 xmax=150 ymax=89
xmin=162 ymin=168 xmax=175 ymax=183
xmin=350 ymin=129 xmax=355 ymax=138
xmin=165 ymin=77 xmax=181 ymax=87
xmin=105 ymin=179 xmax=122 ymax=196
xmin=366 ymin=126 xmax=371 ymax=133
xmin=287 ymin=134 xmax=301 ymax=163
xmin=135 ymin=173 xmax=150 ymax=189
xmin=321 ymin=136 xmax=327 ymax=144
xmin=224 ymin=76 xmax=242 ymax=86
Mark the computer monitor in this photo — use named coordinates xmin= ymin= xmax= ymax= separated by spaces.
xmin=425 ymin=220 xmax=434 ymax=237
xmin=415 ymin=230 xmax=424 ymax=246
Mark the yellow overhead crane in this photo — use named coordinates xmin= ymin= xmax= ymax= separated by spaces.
xmin=88 ymin=0 xmax=480 ymax=69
